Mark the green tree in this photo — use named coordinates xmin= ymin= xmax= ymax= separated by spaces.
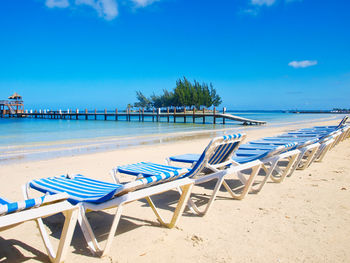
xmin=210 ymin=83 xmax=222 ymax=107
xmin=134 ymin=91 xmax=151 ymax=109
xmin=132 ymin=77 xmax=222 ymax=110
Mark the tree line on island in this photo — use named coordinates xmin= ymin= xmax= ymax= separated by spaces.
xmin=132 ymin=77 xmax=222 ymax=111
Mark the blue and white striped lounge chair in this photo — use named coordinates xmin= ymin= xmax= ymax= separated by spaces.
xmin=115 ymin=134 xmax=263 ymax=216
xmin=0 ymin=193 xmax=78 ymax=263
xmin=311 ymin=115 xmax=348 ymax=130
xmin=249 ymin=137 xmax=320 ymax=170
xmin=276 ymin=128 xmax=342 ymax=166
xmin=297 ymin=116 xmax=349 ymax=143
xmin=24 ymin=172 xmax=194 ymax=257
xmin=281 ymin=131 xmax=338 ymax=160
xmin=168 ymin=141 xmax=300 ymax=194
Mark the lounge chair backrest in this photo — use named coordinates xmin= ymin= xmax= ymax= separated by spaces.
xmin=0 ymin=193 xmax=68 ymax=216
xmin=336 ymin=116 xmax=349 ymax=129
xmin=185 ymin=133 xmax=245 ymax=177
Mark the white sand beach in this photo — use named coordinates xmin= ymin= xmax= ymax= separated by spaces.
xmin=1 ymin=119 xmax=350 ymax=262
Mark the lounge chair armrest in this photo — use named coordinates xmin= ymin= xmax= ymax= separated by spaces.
xmin=0 ymin=200 xmax=77 ymax=229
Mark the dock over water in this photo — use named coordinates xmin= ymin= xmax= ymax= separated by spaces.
xmin=1 ymin=108 xmax=266 ymax=125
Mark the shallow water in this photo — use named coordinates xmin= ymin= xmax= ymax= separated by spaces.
xmin=0 ymin=111 xmax=344 ymax=164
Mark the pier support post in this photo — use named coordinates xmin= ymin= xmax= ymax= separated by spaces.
xmin=202 ymin=108 xmax=205 ymax=124
xmin=94 ymin=109 xmax=97 ymax=120
xmin=142 ymin=108 xmax=144 ymax=122
xmin=193 ymin=108 xmax=195 ymax=123
xmin=173 ymin=107 xmax=176 ymax=123
xmin=139 ymin=108 xmax=141 ymax=121
xmin=104 ymin=109 xmax=107 ymax=120
xmin=213 ymin=107 xmax=216 ymax=124
xmin=167 ymin=107 xmax=170 ymax=122
xmin=222 ymin=107 xmax=226 ymax=124
xmin=184 ymin=107 xmax=186 ymax=123
xmin=157 ymin=108 xmax=160 ymax=122
xmin=152 ymin=108 xmax=155 ymax=122
xmin=128 ymin=107 xmax=131 ymax=121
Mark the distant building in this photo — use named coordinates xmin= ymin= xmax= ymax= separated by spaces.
xmin=0 ymin=92 xmax=24 ymax=116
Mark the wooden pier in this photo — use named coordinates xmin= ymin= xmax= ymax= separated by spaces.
xmin=1 ymin=107 xmax=266 ymax=125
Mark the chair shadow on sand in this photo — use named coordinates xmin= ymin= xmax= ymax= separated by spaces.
xmin=0 ymin=237 xmax=48 ymax=263
xmin=39 ymin=189 xmax=189 ymax=258
xmin=136 ymin=163 xmax=288 ymax=218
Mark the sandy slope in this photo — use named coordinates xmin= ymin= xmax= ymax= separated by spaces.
xmin=0 ymin=119 xmax=349 ymax=262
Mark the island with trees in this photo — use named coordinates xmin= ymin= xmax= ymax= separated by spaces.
xmin=132 ymin=77 xmax=222 ymax=111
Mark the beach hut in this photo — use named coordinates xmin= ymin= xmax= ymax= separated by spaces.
xmin=8 ymin=92 xmax=23 ymax=100
xmin=0 ymin=92 xmax=24 ymax=116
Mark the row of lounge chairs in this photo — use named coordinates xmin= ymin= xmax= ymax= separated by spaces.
xmin=1 ymin=116 xmax=349 ymax=262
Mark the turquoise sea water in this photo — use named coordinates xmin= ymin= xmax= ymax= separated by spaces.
xmin=0 ymin=111 xmax=345 ymax=164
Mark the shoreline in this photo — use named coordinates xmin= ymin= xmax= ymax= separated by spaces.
xmin=0 ymin=115 xmax=343 ymax=166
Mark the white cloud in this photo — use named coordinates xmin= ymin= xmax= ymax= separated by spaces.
xmin=75 ymin=0 xmax=118 ymax=20
xmin=242 ymin=8 xmax=259 ymax=15
xmin=288 ymin=60 xmax=318 ymax=68
xmin=44 ymin=0 xmax=160 ymax=20
xmin=131 ymin=0 xmax=159 ymax=7
xmin=46 ymin=0 xmax=70 ymax=8
xmin=251 ymin=0 xmax=276 ymax=6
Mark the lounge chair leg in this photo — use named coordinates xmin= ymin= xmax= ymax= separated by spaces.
xmin=146 ymin=183 xmax=194 ymax=228
xmin=315 ymin=141 xmax=333 ymax=162
xmin=36 ymin=218 xmax=56 ymax=261
xmin=177 ymin=187 xmax=198 ymax=214
xmin=36 ymin=208 xmax=79 ymax=263
xmin=77 ymin=207 xmax=101 ymax=254
xmin=222 ymin=163 xmax=261 ymax=200
xmin=295 ymin=144 xmax=319 ymax=170
xmin=300 ymin=146 xmax=319 ymax=169
xmin=101 ymin=205 xmax=124 ymax=257
xmin=53 ymin=208 xmax=79 ymax=263
xmin=186 ymin=175 xmax=226 ymax=216
xmin=145 ymin=196 xmax=167 ymax=224
xmin=78 ymin=205 xmax=124 ymax=257
xmin=250 ymin=162 xmax=274 ymax=193
xmin=270 ymin=153 xmax=298 ymax=183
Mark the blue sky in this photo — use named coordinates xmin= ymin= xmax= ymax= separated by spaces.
xmin=0 ymin=0 xmax=349 ymax=110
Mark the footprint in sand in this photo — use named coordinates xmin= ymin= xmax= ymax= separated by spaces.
xmin=186 ymin=234 xmax=204 ymax=247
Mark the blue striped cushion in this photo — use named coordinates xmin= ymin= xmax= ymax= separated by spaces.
xmin=169 ymin=154 xmax=202 ymax=163
xmin=117 ymin=162 xmax=190 ymax=178
xmin=0 ymin=197 xmax=9 ymax=205
xmin=30 ymin=174 xmax=124 ymax=204
xmin=0 ymin=196 xmax=45 ymax=216
xmin=232 ymin=154 xmax=267 ymax=164
xmin=257 ymin=137 xmax=318 ymax=145
xmin=235 ymin=149 xmax=269 ymax=157
xmin=238 ymin=144 xmax=277 ymax=150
